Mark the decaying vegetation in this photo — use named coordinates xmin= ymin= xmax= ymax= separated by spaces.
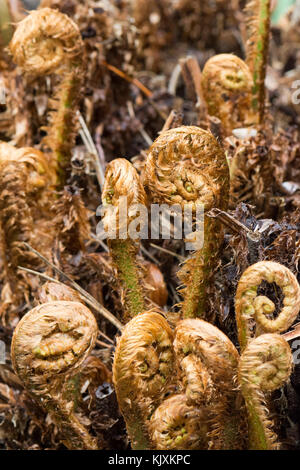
xmin=1 ymin=0 xmax=300 ymax=450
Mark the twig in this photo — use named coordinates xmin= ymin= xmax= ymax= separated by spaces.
xmin=127 ymin=101 xmax=152 ymax=146
xmin=96 ymin=339 xmax=112 ymax=349
xmin=21 ymin=243 xmax=123 ymax=331
xmin=101 ymin=60 xmax=153 ymax=98
xmin=77 ymin=111 xmax=105 ymax=190
xmin=168 ymin=63 xmax=182 ymax=95
xmin=160 ymin=109 xmax=183 ymax=133
xmin=140 ymin=244 xmax=161 ymax=265
xmin=149 ymin=243 xmax=185 ymax=262
xmin=18 ymin=266 xmax=116 ymax=344
xmin=179 ymin=56 xmax=207 ymax=122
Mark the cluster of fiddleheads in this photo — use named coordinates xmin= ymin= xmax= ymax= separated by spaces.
xmin=5 ymin=3 xmax=299 ymax=453
xmin=235 ymin=261 xmax=300 ymax=449
xmin=113 ymin=261 xmax=300 ymax=450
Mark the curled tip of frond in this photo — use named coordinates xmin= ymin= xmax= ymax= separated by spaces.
xmin=102 ymin=158 xmax=147 ymax=207
xmin=0 ymin=142 xmax=56 ymax=190
xmin=38 ymin=282 xmax=82 ymax=304
xmin=175 ymin=318 xmax=239 ymax=373
xmin=238 ymin=333 xmax=292 ymax=450
xmin=102 ymin=158 xmax=147 ymax=234
xmin=11 ymin=301 xmax=98 ymax=393
xmin=202 ymin=54 xmax=256 ymax=134
xmin=235 ymin=261 xmax=300 ymax=350
xmin=113 ymin=310 xmax=175 ymax=449
xmin=113 ymin=310 xmax=174 ymax=400
xmin=9 ymin=7 xmax=84 ymax=75
xmin=145 ymin=126 xmax=229 ymax=212
xmin=174 ymin=319 xmax=239 ymax=406
xmin=239 ymin=333 xmax=293 ymax=393
xmin=149 ymin=394 xmax=209 ymax=450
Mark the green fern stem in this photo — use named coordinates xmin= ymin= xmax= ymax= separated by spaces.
xmin=180 ymin=217 xmax=223 ymax=318
xmin=109 ymin=239 xmax=146 ymax=322
xmin=251 ymin=0 xmax=271 ymax=123
xmin=48 ymin=66 xmax=83 ymax=187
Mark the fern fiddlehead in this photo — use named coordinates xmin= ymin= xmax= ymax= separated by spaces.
xmin=202 ymin=54 xmax=256 ymax=135
xmin=145 ymin=126 xmax=229 ymax=318
xmin=238 ymin=334 xmax=293 ymax=449
xmin=102 ymin=158 xmax=148 ymax=322
xmin=235 ymin=260 xmax=300 ymax=352
xmin=113 ymin=310 xmax=175 ymax=449
xmin=10 ymin=7 xmax=84 ymax=186
xmin=174 ymin=319 xmax=243 ymax=449
xmin=11 ymin=300 xmax=98 ymax=449
xmin=236 ymin=261 xmax=300 ymax=449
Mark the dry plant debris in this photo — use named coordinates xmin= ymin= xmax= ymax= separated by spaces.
xmin=0 ymin=0 xmax=300 ymax=451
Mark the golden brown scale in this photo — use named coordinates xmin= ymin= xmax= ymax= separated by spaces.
xmin=144 ymin=261 xmax=168 ymax=307
xmin=145 ymin=126 xmax=229 ymax=318
xmin=202 ymin=54 xmax=256 ymax=135
xmin=11 ymin=301 xmax=98 ymax=450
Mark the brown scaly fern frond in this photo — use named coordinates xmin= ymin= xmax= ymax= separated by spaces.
xmin=244 ymin=0 xmax=271 ymax=123
xmin=202 ymin=54 xmax=257 ymax=136
xmin=9 ymin=7 xmax=85 ymax=186
xmin=145 ymin=126 xmax=229 ymax=319
xmin=0 ymin=142 xmax=55 ymax=306
xmin=102 ymin=158 xmax=151 ymax=322
xmin=53 ymin=186 xmax=90 ymax=256
xmin=11 ymin=300 xmax=98 ymax=449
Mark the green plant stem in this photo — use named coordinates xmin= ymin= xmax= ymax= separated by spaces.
xmin=181 ymin=217 xmax=222 ymax=318
xmin=50 ymin=66 xmax=83 ymax=187
xmin=250 ymin=0 xmax=271 ymax=123
xmin=109 ymin=239 xmax=146 ymax=322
